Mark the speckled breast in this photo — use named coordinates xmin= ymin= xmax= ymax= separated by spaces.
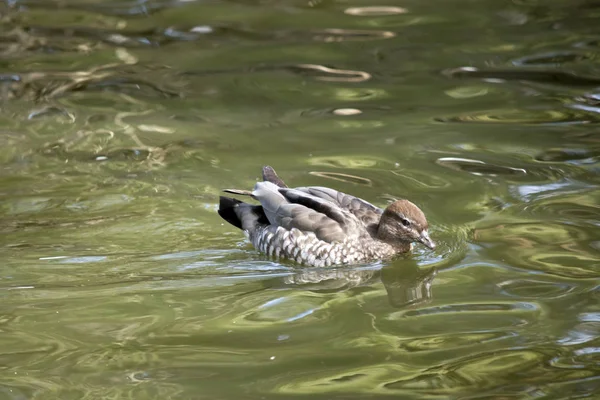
xmin=248 ymin=226 xmax=372 ymax=267
xmin=247 ymin=226 xmax=397 ymax=267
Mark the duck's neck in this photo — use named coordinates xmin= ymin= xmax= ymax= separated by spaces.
xmin=375 ymin=222 xmax=411 ymax=253
xmin=376 ymin=218 xmax=394 ymax=242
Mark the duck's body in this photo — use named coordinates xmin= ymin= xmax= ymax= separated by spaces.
xmin=218 ymin=166 xmax=435 ymax=267
xmin=246 ymin=217 xmax=404 ymax=268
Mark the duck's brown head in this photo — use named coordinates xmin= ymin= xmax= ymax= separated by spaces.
xmin=377 ymin=199 xmax=435 ymax=250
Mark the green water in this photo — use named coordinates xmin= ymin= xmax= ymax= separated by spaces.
xmin=1 ymin=0 xmax=599 ymax=399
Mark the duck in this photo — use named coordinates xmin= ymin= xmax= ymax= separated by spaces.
xmin=218 ymin=166 xmax=435 ymax=267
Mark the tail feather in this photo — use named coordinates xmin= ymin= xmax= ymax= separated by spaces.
xmin=218 ymin=196 xmax=244 ymax=230
xmin=219 ymin=166 xmax=287 ymax=232
xmin=262 ymin=165 xmax=288 ymax=188
xmin=223 ymin=188 xmax=254 ymax=197
xmin=218 ymin=196 xmax=269 ymax=231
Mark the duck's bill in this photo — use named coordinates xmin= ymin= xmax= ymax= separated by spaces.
xmin=418 ymin=230 xmax=436 ymax=250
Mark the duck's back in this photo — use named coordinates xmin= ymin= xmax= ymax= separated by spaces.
xmin=259 ymin=166 xmax=383 ymax=228
xmin=292 ymin=186 xmax=384 ymax=229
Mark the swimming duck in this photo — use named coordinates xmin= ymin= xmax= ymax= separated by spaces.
xmin=218 ymin=166 xmax=435 ymax=267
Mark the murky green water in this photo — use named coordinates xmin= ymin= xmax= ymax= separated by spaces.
xmin=1 ymin=0 xmax=600 ymax=399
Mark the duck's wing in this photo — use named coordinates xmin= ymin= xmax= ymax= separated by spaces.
xmin=222 ymin=165 xmax=287 ymax=197
xmin=293 ymin=186 xmax=383 ymax=227
xmin=252 ymin=181 xmax=363 ymax=243
xmin=262 ymin=165 xmax=288 ymax=188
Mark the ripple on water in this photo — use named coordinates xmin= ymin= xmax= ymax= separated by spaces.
xmin=551 ymin=343 xmax=600 ymax=370
xmin=309 ymin=171 xmax=372 ymax=186
xmin=344 ymin=7 xmax=408 ymax=16
xmin=383 ymin=350 xmax=550 ymax=394
xmin=474 ymin=221 xmax=599 ymax=278
xmin=575 ymin=92 xmax=600 ymax=107
xmin=556 ymin=311 xmax=600 ymax=348
xmin=399 ymin=331 xmax=513 ymax=353
xmin=520 ymin=196 xmax=600 ymax=222
xmin=290 ymin=64 xmax=371 ymax=83
xmin=514 ymin=179 xmax=595 ymax=201
xmin=27 ymin=106 xmax=75 ymax=122
xmin=512 ymin=51 xmax=592 ymax=66
xmin=389 ymin=169 xmax=455 ymax=190
xmin=535 ymin=147 xmax=600 ymax=165
xmin=273 ymin=346 xmax=590 ymax=396
xmin=443 ymin=66 xmax=600 ymax=87
xmin=307 ymin=155 xmax=390 ymax=169
xmin=436 ymin=157 xmax=527 ymax=176
xmin=444 ymin=85 xmax=489 ymax=99
xmin=232 ymin=293 xmax=329 ymax=325
xmin=380 ymin=301 xmax=541 ymax=338
xmin=312 ymin=28 xmax=395 ymax=42
xmin=3 ymin=197 xmax=58 ymax=215
xmin=435 ymin=108 xmax=599 ymax=125
xmin=498 ymin=279 xmax=577 ymax=299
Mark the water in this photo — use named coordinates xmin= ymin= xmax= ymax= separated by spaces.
xmin=1 ymin=0 xmax=599 ymax=398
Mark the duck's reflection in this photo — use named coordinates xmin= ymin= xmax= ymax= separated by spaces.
xmin=381 ymin=261 xmax=437 ymax=308
xmin=257 ymin=260 xmax=437 ymax=309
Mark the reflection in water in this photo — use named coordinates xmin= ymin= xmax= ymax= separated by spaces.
xmin=344 ymin=6 xmax=408 ymax=16
xmin=512 ymin=51 xmax=592 ymax=66
xmin=27 ymin=106 xmax=75 ymax=122
xmin=307 ymin=155 xmax=385 ymax=169
xmin=332 ymin=108 xmax=362 ymax=116
xmin=281 ymin=265 xmax=377 ymax=289
xmin=443 ymin=66 xmax=600 ymax=87
xmin=312 ymin=29 xmax=395 ymax=42
xmin=293 ymin=64 xmax=371 ymax=83
xmin=444 ymin=86 xmax=489 ymax=99
xmin=435 ymin=109 xmax=599 ymax=124
xmin=380 ymin=262 xmax=436 ymax=308
xmin=535 ymin=148 xmax=600 ymax=164
xmin=280 ymin=261 xmax=437 ymax=309
xmin=474 ymin=220 xmax=599 ymax=278
xmin=309 ymin=171 xmax=372 ymax=185
xmin=2 ymin=65 xmax=181 ymax=102
xmin=436 ymin=157 xmax=527 ymax=176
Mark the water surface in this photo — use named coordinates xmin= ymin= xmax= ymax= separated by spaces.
xmin=1 ymin=0 xmax=599 ymax=399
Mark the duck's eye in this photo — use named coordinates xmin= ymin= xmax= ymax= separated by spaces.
xmin=400 ymin=217 xmax=411 ymax=227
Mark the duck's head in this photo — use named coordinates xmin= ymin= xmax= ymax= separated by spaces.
xmin=377 ymin=199 xmax=435 ymax=250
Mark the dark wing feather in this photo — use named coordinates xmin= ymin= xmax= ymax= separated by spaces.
xmin=262 ymin=166 xmax=288 ymax=188
xmin=278 ymin=188 xmax=348 ymax=226
xmin=293 ymin=186 xmax=383 ymax=227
